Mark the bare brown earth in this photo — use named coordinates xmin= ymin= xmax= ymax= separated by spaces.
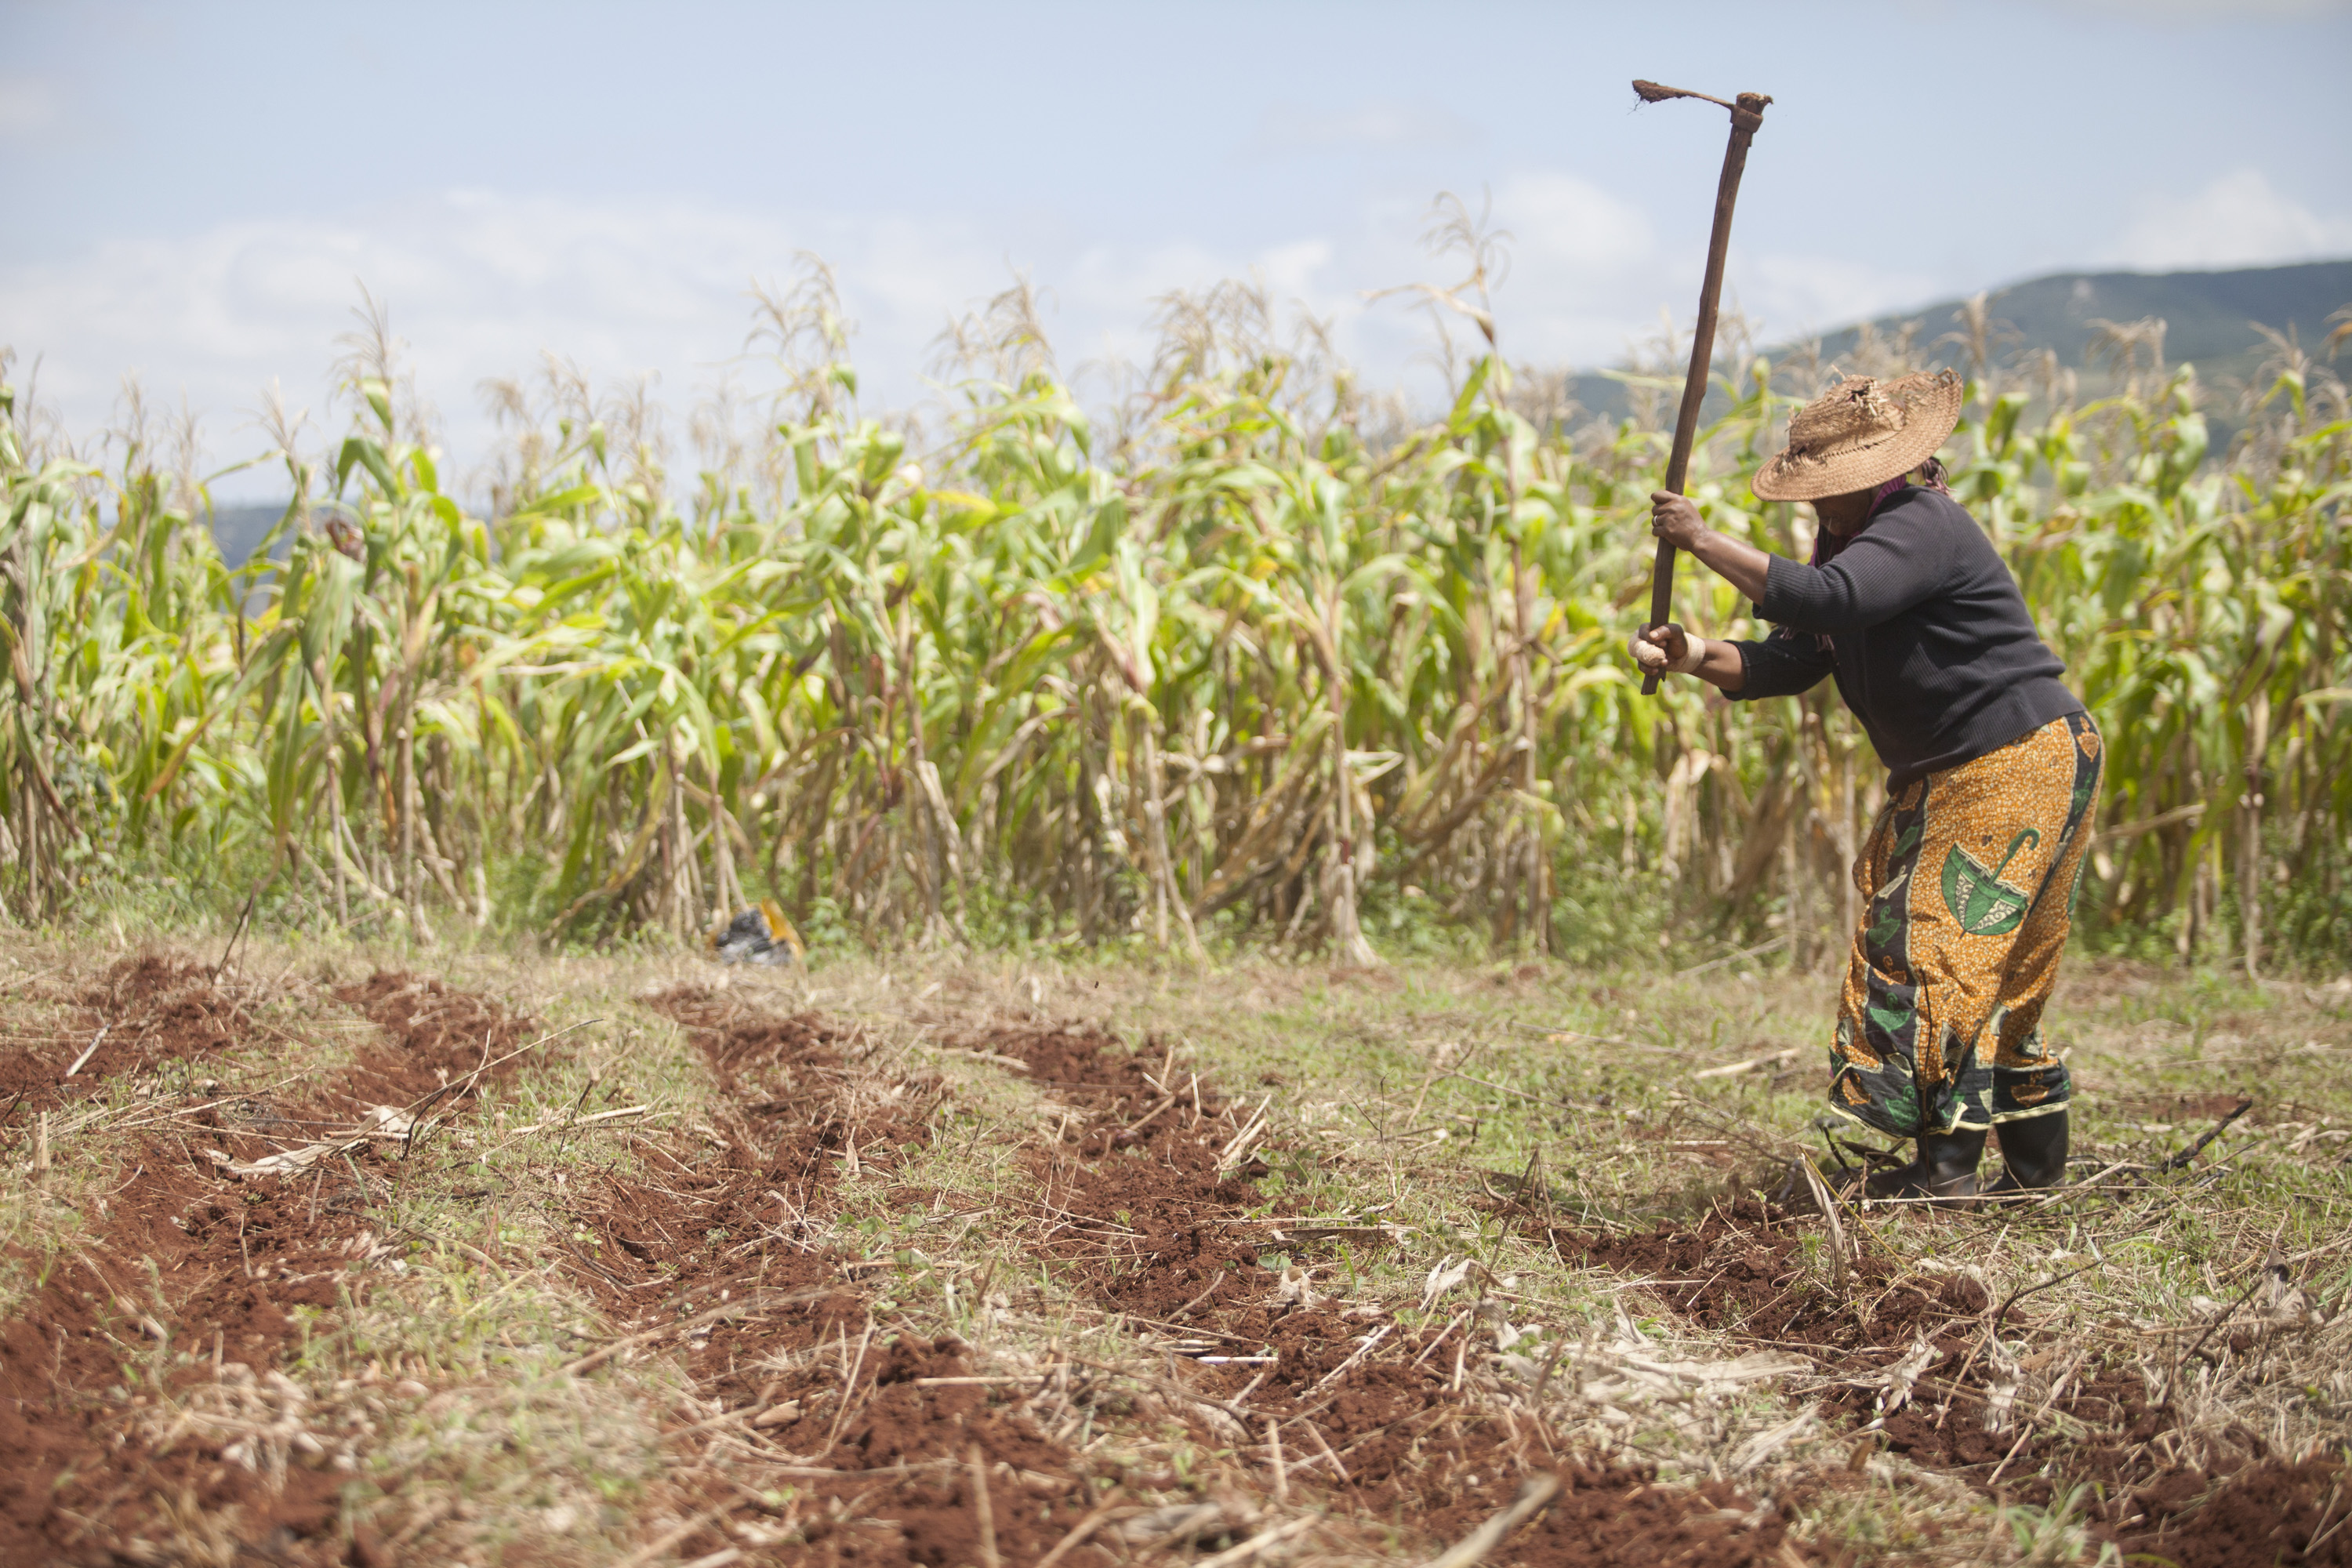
xmin=2112 ymin=1455 xmax=2352 ymax=1567
xmin=0 ymin=962 xmax=536 ymax=1566
xmin=0 ymin=955 xmax=247 ymax=1120
xmin=551 ymin=986 xmax=1104 ymax=1568
xmin=1548 ymin=1203 xmax=2349 ymax=1559
xmin=990 ymin=1019 xmax=1822 ymax=1568
xmin=532 ymin=1001 xmax=1831 ymax=1566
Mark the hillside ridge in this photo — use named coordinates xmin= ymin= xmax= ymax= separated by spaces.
xmin=1564 ymin=256 xmax=2352 ymax=426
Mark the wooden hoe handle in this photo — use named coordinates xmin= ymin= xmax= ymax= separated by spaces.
xmin=1640 ymin=86 xmax=1770 ymax=695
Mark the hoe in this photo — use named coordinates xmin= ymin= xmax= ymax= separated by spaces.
xmin=1632 ymin=78 xmax=1773 ymax=696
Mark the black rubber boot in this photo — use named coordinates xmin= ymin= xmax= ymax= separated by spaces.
xmin=1984 ymin=1111 xmax=2069 ymax=1196
xmin=1863 ymin=1127 xmax=1987 ymax=1201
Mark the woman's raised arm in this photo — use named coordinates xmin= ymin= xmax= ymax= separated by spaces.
xmin=1650 ymin=492 xmax=1773 ymax=604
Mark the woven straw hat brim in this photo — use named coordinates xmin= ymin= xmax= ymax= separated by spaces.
xmin=1751 ymin=373 xmax=1965 ymax=502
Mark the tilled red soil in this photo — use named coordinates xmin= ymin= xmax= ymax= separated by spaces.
xmin=0 ymin=1138 xmax=362 ymax=1564
xmin=555 ymin=987 xmax=1108 ymax=1567
xmin=18 ymin=958 xmax=2321 ymax=1566
xmin=1542 ymin=1198 xmax=2352 ymax=1559
xmin=579 ymin=987 xmax=936 ymax=1396
xmin=766 ymin=1334 xmax=1105 ymax=1568
xmin=1555 ymin=1210 xmax=2168 ymax=1481
xmin=0 ymin=963 xmax=539 ymax=1566
xmin=0 ymin=955 xmax=251 ymax=1124
xmin=329 ymin=967 xmax=540 ymax=1111
xmin=1416 ymin=1464 xmax=1806 ymax=1568
xmin=2112 ymin=1454 xmax=2352 ymax=1568
xmin=1552 ymin=1210 xmax=2035 ymax=1465
xmin=993 ymin=1020 xmax=1820 ymax=1567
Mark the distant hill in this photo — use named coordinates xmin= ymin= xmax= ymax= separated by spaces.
xmin=1563 ymin=259 xmax=2352 ymax=428
xmin=210 ymin=502 xmax=292 ymax=565
xmin=1809 ymin=259 xmax=2352 ymax=383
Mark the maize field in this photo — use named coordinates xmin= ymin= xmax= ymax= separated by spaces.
xmin=1 ymin=263 xmax=2347 ymax=969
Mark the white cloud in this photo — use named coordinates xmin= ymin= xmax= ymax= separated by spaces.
xmin=0 ymin=176 xmax=1960 ymax=494
xmin=1479 ymin=172 xmax=1664 ymax=364
xmin=0 ymin=76 xmax=63 ymax=137
xmin=2103 ymin=168 xmax=2352 ymax=270
xmin=1251 ymin=100 xmax=1479 ymax=155
xmin=1497 ymin=172 xmax=1654 ymax=276
xmin=1737 ymin=252 xmax=1946 ymax=342
xmin=0 ymin=191 xmax=1367 ymax=493
xmin=1481 ymin=172 xmax=1939 ymax=364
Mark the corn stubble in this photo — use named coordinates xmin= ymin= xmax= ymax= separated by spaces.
xmin=0 ymin=260 xmax=2345 ymax=967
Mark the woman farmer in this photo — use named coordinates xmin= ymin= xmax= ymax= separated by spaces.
xmin=1631 ymin=369 xmax=2100 ymax=1200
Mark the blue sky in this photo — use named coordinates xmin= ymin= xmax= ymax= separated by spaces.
xmin=3 ymin=0 xmax=2348 ymax=492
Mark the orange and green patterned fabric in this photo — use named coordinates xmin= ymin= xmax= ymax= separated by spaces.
xmin=1830 ymin=712 xmax=2103 ymax=1138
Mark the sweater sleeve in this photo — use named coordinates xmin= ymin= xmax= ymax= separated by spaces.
xmin=1726 ymin=626 xmax=1837 ymax=702
xmin=1757 ymin=499 xmax=1955 ymax=634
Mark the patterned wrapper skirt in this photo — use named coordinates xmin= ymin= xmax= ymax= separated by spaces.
xmin=1830 ymin=711 xmax=2103 ymax=1138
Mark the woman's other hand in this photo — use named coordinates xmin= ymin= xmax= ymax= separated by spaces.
xmin=1650 ymin=492 xmax=1704 ymax=551
xmin=1628 ymin=622 xmax=1702 ymax=676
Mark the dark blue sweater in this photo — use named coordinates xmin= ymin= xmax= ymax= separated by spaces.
xmin=1728 ymin=486 xmax=2082 ymax=787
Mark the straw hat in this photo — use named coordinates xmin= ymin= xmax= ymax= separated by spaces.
xmin=1751 ymin=369 xmax=1964 ymax=502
